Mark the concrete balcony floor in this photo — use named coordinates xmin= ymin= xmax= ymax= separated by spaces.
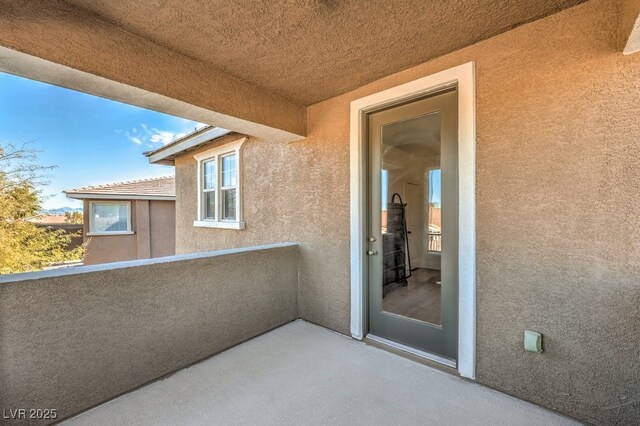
xmin=65 ymin=320 xmax=579 ymax=425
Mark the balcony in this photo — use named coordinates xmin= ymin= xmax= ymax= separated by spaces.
xmin=0 ymin=243 xmax=298 ymax=424
xmin=61 ymin=320 xmax=578 ymax=425
xmin=427 ymin=232 xmax=442 ymax=253
xmin=2 ymin=243 xmax=577 ymax=425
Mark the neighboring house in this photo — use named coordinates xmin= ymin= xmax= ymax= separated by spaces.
xmin=27 ymin=215 xmax=84 ymax=251
xmin=64 ymin=176 xmax=176 ymax=265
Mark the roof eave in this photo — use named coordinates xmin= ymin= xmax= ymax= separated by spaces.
xmin=65 ymin=193 xmax=176 ymax=201
xmin=145 ymin=127 xmax=233 ymax=165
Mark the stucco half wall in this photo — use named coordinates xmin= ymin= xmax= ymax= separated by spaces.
xmin=174 ymin=1 xmax=640 ymax=424
xmin=0 ymin=243 xmax=299 ymax=424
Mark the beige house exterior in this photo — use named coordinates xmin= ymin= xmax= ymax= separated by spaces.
xmin=64 ymin=177 xmax=176 ymax=265
xmin=144 ymin=2 xmax=640 ymax=422
xmin=1 ymin=1 xmax=640 ymax=425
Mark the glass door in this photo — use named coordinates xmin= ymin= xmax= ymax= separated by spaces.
xmin=367 ymin=88 xmax=458 ymax=360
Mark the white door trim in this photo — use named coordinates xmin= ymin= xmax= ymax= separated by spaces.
xmin=349 ymin=62 xmax=476 ymax=379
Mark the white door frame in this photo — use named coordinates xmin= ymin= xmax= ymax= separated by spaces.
xmin=349 ymin=62 xmax=476 ymax=379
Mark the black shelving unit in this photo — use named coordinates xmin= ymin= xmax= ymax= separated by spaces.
xmin=382 ymin=193 xmax=411 ymax=297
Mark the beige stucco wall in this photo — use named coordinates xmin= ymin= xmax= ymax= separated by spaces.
xmin=174 ymin=1 xmax=640 ymax=424
xmin=175 ymin=134 xmax=350 ymax=334
xmin=619 ymin=0 xmax=640 ymax=53
xmin=82 ymin=199 xmax=176 ymax=265
xmin=0 ymin=243 xmax=299 ymax=424
xmin=150 ymin=200 xmax=176 ymax=258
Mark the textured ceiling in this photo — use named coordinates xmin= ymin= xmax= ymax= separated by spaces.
xmin=384 ymin=113 xmax=441 ymax=159
xmin=64 ymin=0 xmax=584 ymax=105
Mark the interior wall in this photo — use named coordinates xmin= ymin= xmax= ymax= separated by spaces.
xmin=173 ymin=0 xmax=639 ymax=423
xmin=384 ymin=150 xmax=429 ymax=269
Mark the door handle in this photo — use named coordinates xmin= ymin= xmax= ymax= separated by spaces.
xmin=367 ymin=249 xmax=378 ymax=256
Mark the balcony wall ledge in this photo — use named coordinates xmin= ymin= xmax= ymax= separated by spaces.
xmin=0 ymin=241 xmax=298 ymax=284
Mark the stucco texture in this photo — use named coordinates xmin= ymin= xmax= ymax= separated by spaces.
xmin=0 ymin=0 xmax=306 ymax=139
xmin=0 ymin=244 xmax=299 ymax=424
xmin=81 ymin=199 xmax=137 ymax=265
xmin=149 ymin=200 xmax=176 ymax=258
xmin=176 ymin=134 xmax=350 ymax=334
xmin=174 ymin=1 xmax=640 ymax=424
xmin=63 ymin=0 xmax=583 ymax=105
xmin=82 ymin=199 xmax=176 ymax=265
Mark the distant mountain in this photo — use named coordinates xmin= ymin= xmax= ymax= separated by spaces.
xmin=41 ymin=207 xmax=83 ymax=215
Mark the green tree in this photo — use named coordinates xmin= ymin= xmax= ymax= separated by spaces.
xmin=0 ymin=142 xmax=85 ymax=274
xmin=64 ymin=210 xmax=83 ymax=224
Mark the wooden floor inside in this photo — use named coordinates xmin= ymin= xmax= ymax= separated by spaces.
xmin=383 ymin=268 xmax=441 ymax=324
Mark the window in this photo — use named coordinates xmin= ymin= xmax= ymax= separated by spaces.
xmin=88 ymin=201 xmax=132 ymax=235
xmin=203 ymin=159 xmax=216 ymax=219
xmin=427 ymin=169 xmax=441 ymax=252
xmin=221 ymin=153 xmax=237 ymax=220
xmin=193 ymin=138 xmax=246 ymax=230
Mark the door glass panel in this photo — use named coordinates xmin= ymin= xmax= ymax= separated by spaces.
xmin=380 ymin=112 xmax=442 ymax=325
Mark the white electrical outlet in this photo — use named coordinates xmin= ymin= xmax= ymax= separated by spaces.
xmin=524 ymin=330 xmax=543 ymax=353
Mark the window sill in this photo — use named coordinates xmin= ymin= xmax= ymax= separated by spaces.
xmin=87 ymin=231 xmax=135 ymax=236
xmin=193 ymin=220 xmax=246 ymax=230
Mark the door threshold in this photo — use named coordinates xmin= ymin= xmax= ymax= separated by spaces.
xmin=366 ymin=333 xmax=457 ymax=369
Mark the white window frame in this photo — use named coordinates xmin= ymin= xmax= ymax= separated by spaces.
xmin=219 ymin=152 xmax=238 ymax=221
xmin=88 ymin=200 xmax=133 ymax=236
xmin=193 ymin=137 xmax=246 ymax=230
xmin=201 ymin=158 xmax=217 ymax=220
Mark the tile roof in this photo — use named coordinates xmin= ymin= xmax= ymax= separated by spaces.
xmin=27 ymin=215 xmax=69 ymax=224
xmin=64 ymin=176 xmax=175 ymax=199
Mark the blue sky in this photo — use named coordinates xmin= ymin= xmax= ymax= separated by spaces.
xmin=0 ymin=71 xmax=203 ymax=209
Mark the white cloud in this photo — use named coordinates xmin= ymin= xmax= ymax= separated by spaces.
xmin=124 ymin=124 xmax=188 ymax=148
xmin=149 ymin=130 xmax=183 ymax=145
